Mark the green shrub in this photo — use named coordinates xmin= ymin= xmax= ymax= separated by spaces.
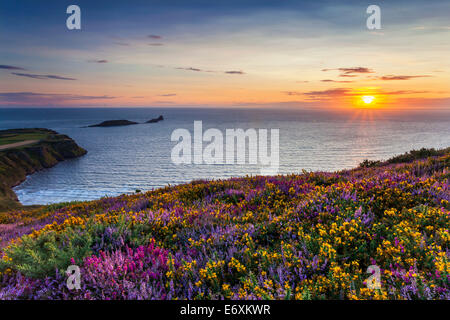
xmin=0 ymin=229 xmax=93 ymax=278
xmin=387 ymin=147 xmax=449 ymax=164
xmin=359 ymin=159 xmax=381 ymax=168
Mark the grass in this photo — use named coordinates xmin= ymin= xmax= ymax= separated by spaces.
xmin=0 ymin=131 xmax=50 ymax=146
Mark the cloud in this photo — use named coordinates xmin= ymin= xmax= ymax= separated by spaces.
xmin=11 ymin=73 xmax=76 ymax=81
xmin=377 ymin=75 xmax=431 ymax=80
xmin=176 ymin=67 xmax=245 ymax=75
xmin=338 ymin=67 xmax=374 ymax=74
xmin=411 ymin=26 xmax=450 ymax=31
xmin=148 ymin=43 xmax=164 ymax=46
xmin=0 ymin=64 xmax=26 ymax=70
xmin=148 ymin=34 xmax=162 ymax=39
xmin=88 ymin=59 xmax=108 ymax=63
xmin=308 ymin=88 xmax=350 ymax=95
xmin=295 ymin=88 xmax=434 ymax=101
xmin=153 ymin=100 xmax=176 ymax=104
xmin=321 ymin=79 xmax=354 ymax=83
xmin=283 ymin=88 xmax=353 ymax=101
xmin=176 ymin=67 xmax=204 ymax=72
xmin=282 ymin=91 xmax=304 ymax=96
xmin=322 ymin=67 xmax=374 ymax=77
xmin=157 ymin=93 xmax=177 ymax=97
xmin=383 ymin=90 xmax=430 ymax=95
xmin=0 ymin=92 xmax=116 ymax=105
xmin=224 ymin=70 xmax=245 ymax=75
xmin=309 ymin=88 xmax=430 ymax=96
xmin=175 ymin=66 xmax=219 ymax=73
xmin=114 ymin=42 xmax=130 ymax=46
xmin=302 ymin=88 xmax=351 ymax=98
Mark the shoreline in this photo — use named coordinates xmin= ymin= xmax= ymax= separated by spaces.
xmin=10 ymin=146 xmax=450 ymax=208
xmin=0 ymin=128 xmax=87 ymax=211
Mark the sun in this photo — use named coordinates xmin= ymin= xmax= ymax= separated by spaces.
xmin=362 ymin=95 xmax=375 ymax=104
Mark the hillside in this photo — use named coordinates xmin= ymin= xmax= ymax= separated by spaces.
xmin=0 ymin=129 xmax=87 ymax=211
xmin=0 ymin=149 xmax=448 ymax=300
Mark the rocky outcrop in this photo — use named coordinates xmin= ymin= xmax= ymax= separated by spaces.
xmin=86 ymin=116 xmax=164 ymax=127
xmin=87 ymin=120 xmax=138 ymax=127
xmin=146 ymin=115 xmax=164 ymax=123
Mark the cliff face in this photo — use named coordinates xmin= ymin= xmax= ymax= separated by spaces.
xmin=0 ymin=129 xmax=87 ymax=210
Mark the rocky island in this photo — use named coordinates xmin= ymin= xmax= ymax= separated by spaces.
xmin=146 ymin=115 xmax=164 ymax=123
xmin=87 ymin=120 xmax=139 ymax=127
xmin=85 ymin=116 xmax=164 ymax=127
xmin=0 ymin=128 xmax=87 ymax=211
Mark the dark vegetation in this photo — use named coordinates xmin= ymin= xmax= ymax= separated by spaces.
xmin=359 ymin=147 xmax=450 ymax=168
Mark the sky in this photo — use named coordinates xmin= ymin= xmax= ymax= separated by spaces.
xmin=0 ymin=0 xmax=449 ymax=111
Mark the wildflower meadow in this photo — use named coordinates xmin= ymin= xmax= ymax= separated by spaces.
xmin=0 ymin=150 xmax=448 ymax=300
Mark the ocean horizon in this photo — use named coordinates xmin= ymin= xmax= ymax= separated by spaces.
xmin=1 ymin=107 xmax=449 ymax=205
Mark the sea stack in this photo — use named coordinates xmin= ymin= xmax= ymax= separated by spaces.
xmin=146 ymin=115 xmax=164 ymax=123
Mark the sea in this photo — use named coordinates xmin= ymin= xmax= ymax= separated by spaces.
xmin=0 ymin=107 xmax=449 ymax=205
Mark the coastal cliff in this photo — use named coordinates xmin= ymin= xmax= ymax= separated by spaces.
xmin=0 ymin=128 xmax=87 ymax=210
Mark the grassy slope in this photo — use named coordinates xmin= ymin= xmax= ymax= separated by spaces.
xmin=0 ymin=132 xmax=49 ymax=146
xmin=0 ymin=129 xmax=87 ymax=211
xmin=0 ymin=148 xmax=448 ymax=300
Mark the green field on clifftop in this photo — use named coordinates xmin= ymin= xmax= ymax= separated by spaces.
xmin=0 ymin=130 xmax=50 ymax=146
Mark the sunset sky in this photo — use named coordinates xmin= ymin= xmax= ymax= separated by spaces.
xmin=0 ymin=0 xmax=449 ymax=110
